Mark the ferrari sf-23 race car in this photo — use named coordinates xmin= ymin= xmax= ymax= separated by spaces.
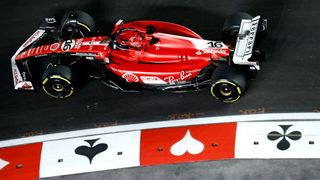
xmin=11 ymin=11 xmax=267 ymax=102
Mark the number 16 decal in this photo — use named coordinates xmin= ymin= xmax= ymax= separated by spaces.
xmin=207 ymin=41 xmax=223 ymax=48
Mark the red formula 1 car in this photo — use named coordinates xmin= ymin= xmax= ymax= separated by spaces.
xmin=11 ymin=11 xmax=267 ymax=102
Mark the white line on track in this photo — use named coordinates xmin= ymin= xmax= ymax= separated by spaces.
xmin=1 ymin=112 xmax=320 ymax=148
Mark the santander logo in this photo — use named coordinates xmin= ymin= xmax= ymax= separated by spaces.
xmin=22 ymin=30 xmax=42 ymax=48
xmin=13 ymin=68 xmax=21 ymax=84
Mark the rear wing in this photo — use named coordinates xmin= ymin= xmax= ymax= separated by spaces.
xmin=232 ymin=16 xmax=267 ymax=70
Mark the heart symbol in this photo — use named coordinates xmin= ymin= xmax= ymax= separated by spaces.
xmin=0 ymin=158 xmax=10 ymax=170
xmin=75 ymin=138 xmax=108 ymax=164
xmin=170 ymin=130 xmax=204 ymax=156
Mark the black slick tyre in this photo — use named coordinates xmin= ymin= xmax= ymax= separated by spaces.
xmin=210 ymin=66 xmax=246 ymax=103
xmin=61 ymin=10 xmax=95 ymax=39
xmin=42 ymin=65 xmax=75 ymax=98
xmin=223 ymin=12 xmax=253 ymax=44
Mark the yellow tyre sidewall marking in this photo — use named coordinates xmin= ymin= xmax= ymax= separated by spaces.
xmin=42 ymin=75 xmax=74 ymax=98
xmin=210 ymin=79 xmax=242 ymax=103
xmin=77 ymin=22 xmax=91 ymax=32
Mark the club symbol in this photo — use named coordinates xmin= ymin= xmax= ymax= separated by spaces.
xmin=267 ymin=125 xmax=302 ymax=150
xmin=75 ymin=138 xmax=108 ymax=164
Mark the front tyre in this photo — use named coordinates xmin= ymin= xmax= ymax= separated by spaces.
xmin=210 ymin=66 xmax=246 ymax=103
xmin=42 ymin=65 xmax=75 ymax=98
xmin=61 ymin=10 xmax=95 ymax=39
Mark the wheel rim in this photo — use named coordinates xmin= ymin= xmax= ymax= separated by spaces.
xmin=211 ymin=80 xmax=241 ymax=103
xmin=219 ymin=84 xmax=233 ymax=96
xmin=52 ymin=83 xmax=64 ymax=92
xmin=42 ymin=75 xmax=74 ymax=98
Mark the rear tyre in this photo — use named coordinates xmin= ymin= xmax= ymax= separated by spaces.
xmin=223 ymin=12 xmax=253 ymax=44
xmin=61 ymin=10 xmax=95 ymax=39
xmin=42 ymin=65 xmax=75 ymax=98
xmin=210 ymin=66 xmax=246 ymax=103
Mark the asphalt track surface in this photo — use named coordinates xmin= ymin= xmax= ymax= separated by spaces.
xmin=1 ymin=0 xmax=320 ymax=179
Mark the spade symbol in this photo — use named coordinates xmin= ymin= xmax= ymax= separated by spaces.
xmin=267 ymin=125 xmax=302 ymax=151
xmin=75 ymin=138 xmax=108 ymax=164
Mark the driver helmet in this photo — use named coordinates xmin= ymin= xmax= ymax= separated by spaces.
xmin=128 ymin=33 xmax=143 ymax=48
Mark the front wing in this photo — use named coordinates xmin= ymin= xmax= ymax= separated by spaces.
xmin=11 ymin=29 xmax=46 ymax=90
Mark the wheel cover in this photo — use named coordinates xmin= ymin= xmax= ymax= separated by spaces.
xmin=52 ymin=83 xmax=64 ymax=92
xmin=219 ymin=84 xmax=233 ymax=96
xmin=210 ymin=80 xmax=242 ymax=103
xmin=42 ymin=75 xmax=74 ymax=98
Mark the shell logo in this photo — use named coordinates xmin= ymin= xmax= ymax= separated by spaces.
xmin=122 ymin=73 xmax=139 ymax=82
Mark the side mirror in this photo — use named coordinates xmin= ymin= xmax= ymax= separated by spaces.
xmin=116 ymin=19 xmax=124 ymax=26
xmin=111 ymin=19 xmax=124 ymax=34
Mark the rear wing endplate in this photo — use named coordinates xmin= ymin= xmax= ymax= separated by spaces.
xmin=232 ymin=16 xmax=264 ymax=70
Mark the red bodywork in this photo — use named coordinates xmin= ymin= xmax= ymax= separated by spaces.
xmin=16 ymin=20 xmax=230 ymax=86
